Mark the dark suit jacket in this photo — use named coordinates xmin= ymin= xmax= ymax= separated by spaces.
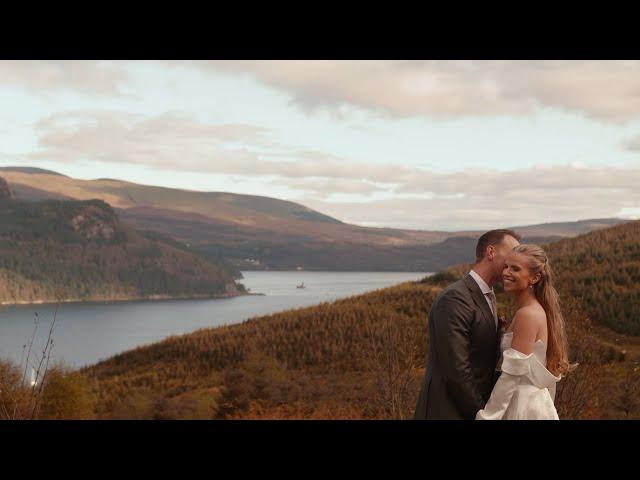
xmin=413 ymin=274 xmax=501 ymax=420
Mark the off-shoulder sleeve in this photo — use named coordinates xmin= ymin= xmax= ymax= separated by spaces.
xmin=476 ymin=349 xmax=531 ymax=420
xmin=547 ymin=382 xmax=557 ymax=403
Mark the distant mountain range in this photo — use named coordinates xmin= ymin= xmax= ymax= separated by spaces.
xmin=0 ymin=176 xmax=245 ymax=304
xmin=0 ymin=167 xmax=626 ymax=271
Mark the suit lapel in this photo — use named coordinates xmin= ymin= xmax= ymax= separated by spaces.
xmin=463 ymin=274 xmax=496 ymax=330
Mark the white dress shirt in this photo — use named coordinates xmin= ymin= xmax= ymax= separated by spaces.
xmin=469 ymin=269 xmax=498 ymax=329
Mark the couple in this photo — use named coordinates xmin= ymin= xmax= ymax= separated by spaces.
xmin=413 ymin=229 xmax=574 ymax=420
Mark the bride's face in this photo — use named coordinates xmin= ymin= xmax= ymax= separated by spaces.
xmin=502 ymin=252 xmax=535 ymax=292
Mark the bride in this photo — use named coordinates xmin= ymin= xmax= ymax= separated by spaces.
xmin=476 ymin=244 xmax=575 ymax=420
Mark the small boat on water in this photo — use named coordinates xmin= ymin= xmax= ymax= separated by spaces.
xmin=296 ymin=282 xmax=306 ymax=289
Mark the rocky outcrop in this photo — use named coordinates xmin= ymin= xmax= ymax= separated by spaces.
xmin=0 ymin=176 xmax=15 ymax=200
xmin=69 ymin=211 xmax=116 ymax=240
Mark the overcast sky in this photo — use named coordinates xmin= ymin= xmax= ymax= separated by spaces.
xmin=1 ymin=60 xmax=640 ymax=230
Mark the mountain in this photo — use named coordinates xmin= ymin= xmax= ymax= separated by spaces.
xmin=0 ymin=168 xmax=626 ymax=271
xmin=0 ymin=168 xmax=449 ymax=244
xmin=0 ymin=167 xmax=68 ymax=177
xmin=0 ymin=178 xmax=245 ymax=304
xmin=457 ymin=218 xmax=625 ymax=239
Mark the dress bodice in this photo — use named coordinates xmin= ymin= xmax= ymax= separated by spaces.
xmin=496 ymin=331 xmax=561 ymax=391
xmin=500 ymin=331 xmax=546 ymax=366
xmin=477 ymin=331 xmax=562 ymax=420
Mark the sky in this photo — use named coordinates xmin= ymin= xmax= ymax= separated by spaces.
xmin=1 ymin=60 xmax=640 ymax=231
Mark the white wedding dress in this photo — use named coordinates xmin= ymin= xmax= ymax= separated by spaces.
xmin=476 ymin=332 xmax=561 ymax=420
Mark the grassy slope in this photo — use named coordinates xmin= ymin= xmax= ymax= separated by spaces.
xmin=84 ymin=282 xmax=636 ymax=419
xmin=83 ymin=219 xmax=640 ymax=419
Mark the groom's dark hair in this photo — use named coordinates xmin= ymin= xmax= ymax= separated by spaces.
xmin=475 ymin=229 xmax=521 ymax=262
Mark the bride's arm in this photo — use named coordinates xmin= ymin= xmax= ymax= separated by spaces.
xmin=476 ymin=350 xmax=529 ymax=420
xmin=476 ymin=309 xmax=539 ymax=420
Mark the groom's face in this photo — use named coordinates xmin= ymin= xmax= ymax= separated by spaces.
xmin=491 ymin=235 xmax=521 ymax=282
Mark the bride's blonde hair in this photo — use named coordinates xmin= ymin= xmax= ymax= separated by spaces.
xmin=512 ymin=244 xmax=575 ymax=377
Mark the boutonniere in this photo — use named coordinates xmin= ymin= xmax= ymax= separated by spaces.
xmin=498 ymin=314 xmax=510 ymax=333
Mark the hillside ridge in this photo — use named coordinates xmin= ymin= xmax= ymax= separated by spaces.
xmin=0 ymin=178 xmax=245 ymax=304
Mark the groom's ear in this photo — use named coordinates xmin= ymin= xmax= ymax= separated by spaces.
xmin=486 ymin=245 xmax=496 ymax=261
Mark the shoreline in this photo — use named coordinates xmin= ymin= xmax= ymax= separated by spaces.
xmin=0 ymin=290 xmax=265 ymax=307
xmin=0 ymin=272 xmax=430 ymax=307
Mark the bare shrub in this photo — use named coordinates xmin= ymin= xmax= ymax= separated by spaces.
xmin=37 ymin=366 xmax=96 ymax=419
xmin=0 ymin=307 xmax=58 ymax=420
xmin=108 ymin=391 xmax=159 ymax=419
xmin=1 ymin=301 xmax=95 ymax=420
xmin=612 ymin=369 xmax=640 ymax=419
xmin=216 ymin=346 xmax=294 ymax=419
xmin=555 ymin=363 xmax=600 ymax=419
xmin=360 ymin=316 xmax=426 ymax=420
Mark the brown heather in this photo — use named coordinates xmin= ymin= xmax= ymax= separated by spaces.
xmin=3 ymin=215 xmax=639 ymax=419
xmin=80 ymin=220 xmax=640 ymax=420
xmin=83 ymin=280 xmax=638 ymax=419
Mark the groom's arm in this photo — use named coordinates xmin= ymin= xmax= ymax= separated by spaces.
xmin=432 ymin=292 xmax=485 ymax=419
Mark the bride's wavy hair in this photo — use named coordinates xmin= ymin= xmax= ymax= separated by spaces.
xmin=512 ymin=244 xmax=575 ymax=377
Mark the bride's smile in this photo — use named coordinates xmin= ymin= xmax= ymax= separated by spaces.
xmin=502 ymin=253 xmax=540 ymax=292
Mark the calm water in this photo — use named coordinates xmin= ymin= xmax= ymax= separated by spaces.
xmin=0 ymin=271 xmax=431 ymax=368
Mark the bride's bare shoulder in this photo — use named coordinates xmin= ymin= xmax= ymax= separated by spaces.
xmin=511 ymin=306 xmax=546 ymax=353
xmin=513 ymin=304 xmax=546 ymax=326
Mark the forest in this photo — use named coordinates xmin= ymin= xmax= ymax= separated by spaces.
xmin=545 ymin=220 xmax=640 ymax=335
xmin=0 ymin=179 xmax=244 ymax=304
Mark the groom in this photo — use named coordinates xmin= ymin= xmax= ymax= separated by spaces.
xmin=413 ymin=229 xmax=521 ymax=420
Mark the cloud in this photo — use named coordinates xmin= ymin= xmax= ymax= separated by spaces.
xmin=270 ymin=177 xmax=389 ymax=199
xmin=194 ymin=60 xmax=640 ymax=122
xmin=391 ymin=164 xmax=640 ymax=197
xmin=6 ymin=60 xmax=640 ymax=124
xmin=0 ymin=61 xmax=130 ymax=96
xmin=29 ymin=110 xmax=275 ymax=171
xmin=28 ymin=110 xmax=415 ymax=183
xmin=23 ymin=109 xmax=640 ymax=230
xmin=623 ymin=133 xmax=640 ymax=151
xmin=298 ymin=165 xmax=640 ymax=230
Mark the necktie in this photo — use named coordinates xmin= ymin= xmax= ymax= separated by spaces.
xmin=486 ymin=290 xmax=498 ymax=329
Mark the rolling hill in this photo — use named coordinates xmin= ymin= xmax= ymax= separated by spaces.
xmin=0 ymin=177 xmax=245 ymax=304
xmin=0 ymin=167 xmax=626 ymax=271
xmin=422 ymin=219 xmax=640 ymax=336
xmin=83 ymin=219 xmax=640 ymax=419
xmin=547 ymin=219 xmax=640 ymax=335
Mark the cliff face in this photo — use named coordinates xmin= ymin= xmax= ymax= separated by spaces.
xmin=68 ymin=204 xmax=116 ymax=241
xmin=0 ymin=196 xmax=245 ymax=304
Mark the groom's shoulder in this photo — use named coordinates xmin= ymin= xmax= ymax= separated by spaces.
xmin=435 ymin=276 xmax=471 ymax=304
